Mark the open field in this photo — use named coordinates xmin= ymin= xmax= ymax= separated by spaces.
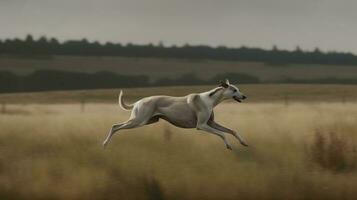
xmin=0 ymin=85 xmax=357 ymax=199
xmin=1 ymin=84 xmax=357 ymax=104
xmin=1 ymin=55 xmax=357 ymax=81
xmin=0 ymin=101 xmax=357 ymax=199
xmin=1 ymin=85 xmax=357 ymax=199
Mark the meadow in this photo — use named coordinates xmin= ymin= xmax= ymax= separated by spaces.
xmin=0 ymin=85 xmax=357 ymax=200
xmin=1 ymin=84 xmax=357 ymax=104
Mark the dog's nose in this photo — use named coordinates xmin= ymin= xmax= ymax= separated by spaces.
xmin=242 ymin=95 xmax=247 ymax=100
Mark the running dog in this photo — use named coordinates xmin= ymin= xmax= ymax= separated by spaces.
xmin=103 ymin=79 xmax=248 ymax=150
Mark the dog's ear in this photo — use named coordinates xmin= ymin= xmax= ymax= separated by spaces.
xmin=225 ymin=79 xmax=230 ymax=85
xmin=219 ymin=80 xmax=229 ymax=88
xmin=209 ymin=87 xmax=223 ymax=97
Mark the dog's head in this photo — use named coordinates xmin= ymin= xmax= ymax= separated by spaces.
xmin=219 ymin=79 xmax=247 ymax=103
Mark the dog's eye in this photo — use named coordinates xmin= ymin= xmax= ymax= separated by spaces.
xmin=233 ymin=89 xmax=237 ymax=92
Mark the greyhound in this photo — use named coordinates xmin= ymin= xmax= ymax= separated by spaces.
xmin=102 ymin=79 xmax=248 ymax=150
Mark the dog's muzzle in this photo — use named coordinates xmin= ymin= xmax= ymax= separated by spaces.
xmin=233 ymin=95 xmax=247 ymax=103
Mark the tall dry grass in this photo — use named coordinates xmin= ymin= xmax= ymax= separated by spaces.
xmin=0 ymin=102 xmax=357 ymax=200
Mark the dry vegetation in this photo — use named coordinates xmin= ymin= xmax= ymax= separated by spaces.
xmin=1 ymin=84 xmax=357 ymax=104
xmin=1 ymin=100 xmax=357 ymax=200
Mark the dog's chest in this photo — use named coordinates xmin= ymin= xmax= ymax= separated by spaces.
xmin=159 ymin=114 xmax=197 ymax=128
xmin=156 ymin=103 xmax=197 ymax=128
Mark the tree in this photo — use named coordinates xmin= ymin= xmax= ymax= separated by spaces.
xmin=25 ymin=34 xmax=34 ymax=43
xmin=295 ymin=45 xmax=302 ymax=53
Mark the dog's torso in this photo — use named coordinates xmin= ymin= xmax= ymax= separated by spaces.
xmin=134 ymin=94 xmax=213 ymax=128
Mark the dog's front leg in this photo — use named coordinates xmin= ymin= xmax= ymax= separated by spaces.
xmin=197 ymin=124 xmax=233 ymax=150
xmin=189 ymin=95 xmax=232 ymax=150
xmin=208 ymin=120 xmax=248 ymax=147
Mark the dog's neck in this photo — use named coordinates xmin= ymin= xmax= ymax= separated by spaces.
xmin=201 ymin=87 xmax=226 ymax=108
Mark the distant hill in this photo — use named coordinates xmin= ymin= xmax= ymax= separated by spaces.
xmin=1 ymin=55 xmax=357 ymax=83
xmin=1 ymin=69 xmax=357 ymax=93
xmin=2 ymin=35 xmax=357 ymax=92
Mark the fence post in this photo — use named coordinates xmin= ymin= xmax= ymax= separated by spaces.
xmin=80 ymin=99 xmax=86 ymax=113
xmin=284 ymin=94 xmax=289 ymax=106
xmin=163 ymin=125 xmax=173 ymax=142
xmin=1 ymin=102 xmax=6 ymax=114
xmin=342 ymin=93 xmax=346 ymax=104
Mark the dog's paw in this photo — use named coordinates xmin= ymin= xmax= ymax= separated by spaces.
xmin=226 ymin=144 xmax=233 ymax=150
xmin=102 ymin=141 xmax=108 ymax=148
xmin=240 ymin=141 xmax=249 ymax=147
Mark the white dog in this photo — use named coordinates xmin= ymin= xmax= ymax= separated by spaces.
xmin=103 ymin=79 xmax=248 ymax=150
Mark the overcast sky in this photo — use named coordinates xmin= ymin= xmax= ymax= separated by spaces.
xmin=0 ymin=0 xmax=356 ymax=53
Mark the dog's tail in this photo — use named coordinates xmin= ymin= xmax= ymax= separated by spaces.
xmin=118 ymin=90 xmax=133 ymax=111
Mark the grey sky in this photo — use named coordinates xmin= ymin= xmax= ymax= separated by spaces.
xmin=1 ymin=0 xmax=356 ymax=53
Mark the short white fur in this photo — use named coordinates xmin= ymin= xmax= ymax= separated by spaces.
xmin=103 ymin=79 xmax=248 ymax=150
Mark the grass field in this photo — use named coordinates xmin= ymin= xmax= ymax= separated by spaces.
xmin=1 ymin=85 xmax=357 ymax=199
xmin=1 ymin=84 xmax=357 ymax=104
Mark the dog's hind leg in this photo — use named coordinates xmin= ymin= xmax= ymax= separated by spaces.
xmin=103 ymin=122 xmax=125 ymax=147
xmin=103 ymin=100 xmax=157 ymax=148
xmin=208 ymin=120 xmax=248 ymax=147
xmin=145 ymin=115 xmax=160 ymax=125
xmin=102 ymin=119 xmax=143 ymax=148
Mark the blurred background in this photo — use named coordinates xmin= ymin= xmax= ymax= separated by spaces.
xmin=1 ymin=0 xmax=357 ymax=93
xmin=1 ymin=1 xmax=357 ymax=200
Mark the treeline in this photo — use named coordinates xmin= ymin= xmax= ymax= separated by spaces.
xmin=0 ymin=70 xmax=148 ymax=93
xmin=0 ymin=70 xmax=259 ymax=93
xmin=1 ymin=70 xmax=357 ymax=93
xmin=1 ymin=35 xmax=357 ymax=65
